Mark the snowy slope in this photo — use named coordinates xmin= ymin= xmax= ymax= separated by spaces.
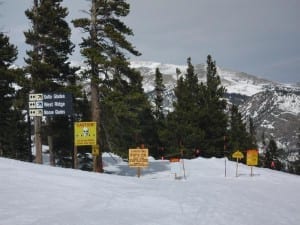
xmin=1 ymin=156 xmax=299 ymax=225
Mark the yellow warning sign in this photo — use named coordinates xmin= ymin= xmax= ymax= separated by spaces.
xmin=74 ymin=122 xmax=97 ymax=146
xmin=92 ymin=145 xmax=100 ymax=156
xmin=247 ymin=149 xmax=258 ymax=166
xmin=129 ymin=148 xmax=149 ymax=168
xmin=232 ymin=151 xmax=244 ymax=159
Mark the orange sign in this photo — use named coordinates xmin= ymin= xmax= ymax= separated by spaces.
xmin=247 ymin=150 xmax=258 ymax=166
xmin=170 ymin=158 xmax=180 ymax=163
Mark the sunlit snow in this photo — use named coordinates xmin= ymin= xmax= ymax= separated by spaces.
xmin=1 ymin=155 xmax=299 ymax=225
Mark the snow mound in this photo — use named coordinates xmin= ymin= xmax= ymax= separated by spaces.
xmin=1 ymin=156 xmax=299 ymax=225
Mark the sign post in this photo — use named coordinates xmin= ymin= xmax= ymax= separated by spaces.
xmin=247 ymin=149 xmax=259 ymax=176
xmin=74 ymin=122 xmax=97 ymax=170
xmin=128 ymin=148 xmax=149 ymax=177
xmin=28 ymin=92 xmax=73 ymax=164
xmin=232 ymin=151 xmax=244 ymax=177
xmin=74 ymin=122 xmax=97 ymax=146
xmin=29 ymin=92 xmax=73 ymax=117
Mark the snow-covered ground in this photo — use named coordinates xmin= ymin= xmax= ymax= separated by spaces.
xmin=1 ymin=155 xmax=299 ymax=225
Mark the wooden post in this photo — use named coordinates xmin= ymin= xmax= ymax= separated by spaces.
xmin=137 ymin=167 xmax=141 ymax=178
xmin=236 ymin=158 xmax=239 ymax=177
xmin=250 ymin=166 xmax=253 ymax=176
xmin=225 ymin=158 xmax=227 ymax=177
xmin=224 ymin=136 xmax=227 ymax=177
xmin=34 ymin=116 xmax=43 ymax=164
xmin=182 ymin=159 xmax=186 ymax=180
xmin=74 ymin=146 xmax=78 ymax=169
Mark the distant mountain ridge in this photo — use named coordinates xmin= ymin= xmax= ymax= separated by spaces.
xmin=130 ymin=60 xmax=300 ymax=152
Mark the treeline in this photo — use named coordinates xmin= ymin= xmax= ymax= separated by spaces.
xmin=0 ymin=0 xmax=298 ymax=173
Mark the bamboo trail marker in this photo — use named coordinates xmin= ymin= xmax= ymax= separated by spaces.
xmin=232 ymin=151 xmax=244 ymax=177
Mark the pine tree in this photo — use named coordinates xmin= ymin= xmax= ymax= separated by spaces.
xmin=153 ymin=67 xmax=166 ymax=158
xmin=228 ymin=104 xmax=249 ymax=157
xmin=248 ymin=116 xmax=257 ymax=149
xmin=0 ymin=33 xmax=17 ymax=157
xmin=72 ymin=0 xmax=141 ymax=170
xmin=0 ymin=33 xmax=29 ymax=160
xmin=24 ymin=0 xmax=78 ymax=165
xmin=202 ymin=55 xmax=227 ymax=157
xmin=154 ymin=68 xmax=165 ymax=121
xmin=164 ymin=58 xmax=205 ymax=157
xmin=265 ymin=139 xmax=282 ymax=170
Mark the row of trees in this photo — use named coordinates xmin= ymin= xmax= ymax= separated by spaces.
xmin=2 ymin=0 xmax=297 ymax=173
xmin=0 ymin=0 xmax=157 ymax=172
xmin=153 ymin=56 xmax=257 ymax=159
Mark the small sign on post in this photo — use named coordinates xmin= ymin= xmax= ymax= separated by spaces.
xmin=128 ymin=148 xmax=149 ymax=177
xmin=232 ymin=151 xmax=244 ymax=177
xmin=247 ymin=149 xmax=259 ymax=176
xmin=92 ymin=145 xmax=100 ymax=156
xmin=74 ymin=122 xmax=97 ymax=146
xmin=169 ymin=157 xmax=183 ymax=179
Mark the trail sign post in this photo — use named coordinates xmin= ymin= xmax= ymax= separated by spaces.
xmin=232 ymin=151 xmax=244 ymax=177
xmin=29 ymin=92 xmax=73 ymax=117
xmin=74 ymin=122 xmax=97 ymax=171
xmin=128 ymin=148 xmax=149 ymax=177
xmin=28 ymin=92 xmax=73 ymax=165
xmin=92 ymin=145 xmax=100 ymax=156
xmin=247 ymin=149 xmax=259 ymax=176
xmin=74 ymin=122 xmax=97 ymax=146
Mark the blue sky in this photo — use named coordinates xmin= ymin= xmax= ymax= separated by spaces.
xmin=1 ymin=0 xmax=299 ymax=84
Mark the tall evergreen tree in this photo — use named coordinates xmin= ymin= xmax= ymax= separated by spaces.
xmin=248 ymin=116 xmax=257 ymax=149
xmin=0 ymin=33 xmax=17 ymax=157
xmin=24 ymin=0 xmax=78 ymax=165
xmin=72 ymin=0 xmax=142 ymax=170
xmin=228 ymin=104 xmax=249 ymax=157
xmin=202 ymin=55 xmax=227 ymax=157
xmin=164 ymin=58 xmax=205 ymax=157
xmin=154 ymin=68 xmax=165 ymax=121
xmin=0 ymin=33 xmax=29 ymax=160
xmin=265 ymin=139 xmax=282 ymax=170
xmin=153 ymin=68 xmax=166 ymax=158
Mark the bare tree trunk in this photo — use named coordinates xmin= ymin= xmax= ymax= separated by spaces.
xmin=91 ymin=80 xmax=103 ymax=172
xmin=48 ymin=135 xmax=55 ymax=166
xmin=90 ymin=0 xmax=103 ymax=173
xmin=46 ymin=117 xmax=55 ymax=166
xmin=34 ymin=116 xmax=43 ymax=164
xmin=32 ymin=0 xmax=43 ymax=164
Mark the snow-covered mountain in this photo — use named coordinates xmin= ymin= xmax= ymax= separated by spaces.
xmin=130 ymin=60 xmax=300 ymax=152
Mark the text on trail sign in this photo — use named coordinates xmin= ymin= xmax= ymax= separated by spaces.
xmin=29 ymin=93 xmax=73 ymax=117
xmin=128 ymin=148 xmax=149 ymax=168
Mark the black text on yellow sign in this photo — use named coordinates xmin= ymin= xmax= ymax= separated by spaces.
xmin=74 ymin=122 xmax=97 ymax=146
xmin=128 ymin=149 xmax=149 ymax=168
